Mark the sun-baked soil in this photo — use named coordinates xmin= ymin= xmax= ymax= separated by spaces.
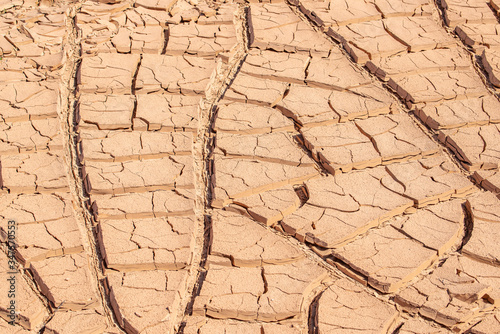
xmin=0 ymin=0 xmax=499 ymax=333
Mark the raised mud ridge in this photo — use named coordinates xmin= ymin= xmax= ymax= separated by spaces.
xmin=0 ymin=0 xmax=499 ymax=333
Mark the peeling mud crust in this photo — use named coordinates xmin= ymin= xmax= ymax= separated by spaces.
xmin=2 ymin=0 xmax=500 ymax=333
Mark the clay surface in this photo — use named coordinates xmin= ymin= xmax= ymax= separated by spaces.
xmin=1 ymin=0 xmax=500 ymax=333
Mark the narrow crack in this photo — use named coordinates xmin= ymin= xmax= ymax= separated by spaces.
xmin=458 ymin=201 xmax=474 ymax=252
xmin=307 ymin=288 xmax=323 ymax=334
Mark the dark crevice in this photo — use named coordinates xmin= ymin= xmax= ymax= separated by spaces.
xmin=308 ymin=289 xmax=323 ymax=334
xmin=247 ymin=6 xmax=255 ymax=47
xmin=294 ymin=183 xmax=309 ymax=206
xmin=488 ymin=2 xmax=500 ymax=24
xmin=131 ymin=54 xmax=143 ymax=96
xmin=292 ymin=134 xmax=331 ymax=175
xmin=161 ymin=27 xmax=170 ymax=55
xmin=458 ymin=202 xmax=474 ymax=252
xmin=261 ymin=267 xmax=268 ymax=294
xmin=328 ymin=256 xmax=368 ymax=286
xmin=130 ymin=56 xmax=142 ymax=131
xmin=217 ymin=54 xmax=248 ymax=101
xmin=391 ymin=322 xmax=404 ymax=334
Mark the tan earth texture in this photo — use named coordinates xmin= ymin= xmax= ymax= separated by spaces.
xmin=0 ymin=0 xmax=500 ymax=333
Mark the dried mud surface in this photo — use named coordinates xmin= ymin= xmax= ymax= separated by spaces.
xmin=0 ymin=0 xmax=500 ymax=333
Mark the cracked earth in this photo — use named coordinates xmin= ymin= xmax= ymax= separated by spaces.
xmin=0 ymin=0 xmax=500 ymax=333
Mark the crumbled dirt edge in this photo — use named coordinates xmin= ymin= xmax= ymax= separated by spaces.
xmin=54 ymin=2 xmax=124 ymax=332
xmin=174 ymin=3 xmax=250 ymax=332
